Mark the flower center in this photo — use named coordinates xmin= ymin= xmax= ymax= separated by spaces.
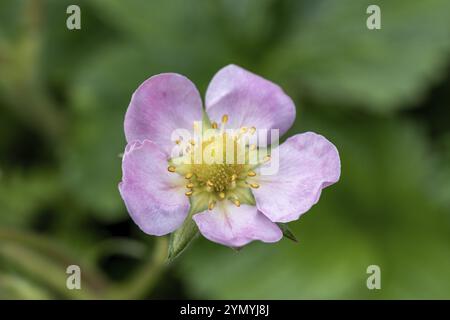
xmin=167 ymin=114 xmax=268 ymax=211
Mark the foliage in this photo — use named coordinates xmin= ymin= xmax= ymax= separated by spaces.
xmin=0 ymin=0 xmax=449 ymax=299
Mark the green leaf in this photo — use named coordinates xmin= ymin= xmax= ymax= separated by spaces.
xmin=277 ymin=223 xmax=298 ymax=243
xmin=64 ymin=45 xmax=154 ymax=221
xmin=0 ymin=170 xmax=60 ymax=226
xmin=168 ymin=209 xmax=199 ymax=262
xmin=264 ymin=0 xmax=450 ymax=113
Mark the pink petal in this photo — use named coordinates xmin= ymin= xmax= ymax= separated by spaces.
xmin=253 ymin=132 xmax=341 ymax=223
xmin=205 ymin=64 xmax=295 ymax=135
xmin=193 ymin=203 xmax=282 ymax=247
xmin=119 ymin=140 xmax=189 ymax=236
xmin=124 ymin=73 xmax=203 ymax=155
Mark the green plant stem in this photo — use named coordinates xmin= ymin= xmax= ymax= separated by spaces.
xmin=106 ymin=237 xmax=169 ymax=299
xmin=0 ymin=228 xmax=109 ymax=297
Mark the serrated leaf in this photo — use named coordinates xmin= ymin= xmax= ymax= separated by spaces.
xmin=264 ymin=0 xmax=450 ymax=112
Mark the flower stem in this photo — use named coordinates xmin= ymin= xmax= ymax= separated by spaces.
xmin=105 ymin=236 xmax=169 ymax=299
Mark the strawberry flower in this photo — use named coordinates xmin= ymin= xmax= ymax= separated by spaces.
xmin=119 ymin=65 xmax=340 ymax=248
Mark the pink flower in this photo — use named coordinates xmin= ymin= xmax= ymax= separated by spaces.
xmin=119 ymin=65 xmax=340 ymax=248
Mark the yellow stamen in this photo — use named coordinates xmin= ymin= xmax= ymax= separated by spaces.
xmin=212 ymin=122 xmax=218 ymax=129
xmin=240 ymin=126 xmax=248 ymax=134
xmin=208 ymin=200 xmax=216 ymax=211
xmin=222 ymin=114 xmax=229 ymax=123
xmin=263 ymin=155 xmax=271 ymax=163
xmin=190 ymin=139 xmax=195 ymax=146
xmin=193 ymin=122 xmax=199 ymax=131
xmin=247 ymin=171 xmax=256 ymax=177
xmin=175 ymin=139 xmax=181 ymax=145
xmin=219 ymin=192 xmax=225 ymax=199
xmin=207 ymin=180 xmax=214 ymax=187
xmin=231 ymin=174 xmax=237 ymax=181
xmin=250 ymin=183 xmax=260 ymax=189
xmin=185 ymin=172 xmax=193 ymax=179
xmin=233 ymin=199 xmax=241 ymax=207
xmin=186 ymin=183 xmax=194 ymax=188
xmin=185 ymin=191 xmax=193 ymax=196
xmin=168 ymin=166 xmax=176 ymax=173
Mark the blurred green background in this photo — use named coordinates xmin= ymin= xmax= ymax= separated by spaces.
xmin=1 ymin=0 xmax=450 ymax=299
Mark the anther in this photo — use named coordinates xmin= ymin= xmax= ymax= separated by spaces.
xmin=222 ymin=114 xmax=229 ymax=123
xmin=250 ymin=183 xmax=260 ymax=189
xmin=212 ymin=122 xmax=218 ymax=129
xmin=168 ymin=166 xmax=176 ymax=173
xmin=207 ymin=180 xmax=214 ymax=187
xmin=250 ymin=127 xmax=256 ymax=134
xmin=231 ymin=174 xmax=237 ymax=181
xmin=185 ymin=191 xmax=193 ymax=196
xmin=219 ymin=192 xmax=225 ymax=199
xmin=233 ymin=199 xmax=241 ymax=207
xmin=185 ymin=172 xmax=193 ymax=179
xmin=186 ymin=183 xmax=194 ymax=188
xmin=240 ymin=127 xmax=248 ymax=134
xmin=190 ymin=139 xmax=195 ymax=146
xmin=247 ymin=171 xmax=256 ymax=177
xmin=208 ymin=200 xmax=216 ymax=211
xmin=193 ymin=122 xmax=199 ymax=131
xmin=263 ymin=155 xmax=271 ymax=163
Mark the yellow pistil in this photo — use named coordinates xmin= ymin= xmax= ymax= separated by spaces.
xmin=170 ymin=119 xmax=265 ymax=205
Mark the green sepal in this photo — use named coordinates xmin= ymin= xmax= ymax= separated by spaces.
xmin=167 ymin=192 xmax=211 ymax=262
xmin=232 ymin=187 xmax=256 ymax=206
xmin=277 ymin=223 xmax=298 ymax=243
xmin=202 ymin=108 xmax=212 ymax=131
xmin=167 ymin=209 xmax=198 ymax=263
